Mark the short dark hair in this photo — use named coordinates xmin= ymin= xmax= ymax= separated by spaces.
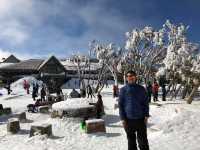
xmin=126 ymin=70 xmax=137 ymax=76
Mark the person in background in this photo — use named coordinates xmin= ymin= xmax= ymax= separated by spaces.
xmin=113 ymin=85 xmax=119 ymax=98
xmin=35 ymin=82 xmax=39 ymax=96
xmin=146 ymin=81 xmax=152 ymax=103
xmin=152 ymin=80 xmax=159 ymax=102
xmin=95 ymin=93 xmax=105 ymax=118
xmin=40 ymin=85 xmax=46 ymax=102
xmin=5 ymin=82 xmax=12 ymax=95
xmin=23 ymin=80 xmax=30 ymax=94
xmin=87 ymin=85 xmax=95 ymax=98
xmin=119 ymin=70 xmax=149 ymax=150
xmin=32 ymin=84 xmax=37 ymax=101
xmin=56 ymin=87 xmax=63 ymax=102
xmin=159 ymin=76 xmax=167 ymax=101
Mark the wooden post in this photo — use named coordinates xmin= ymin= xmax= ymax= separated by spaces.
xmin=30 ymin=124 xmax=52 ymax=137
xmin=3 ymin=107 xmax=12 ymax=115
xmin=7 ymin=118 xmax=20 ymax=134
xmin=85 ymin=119 xmax=106 ymax=133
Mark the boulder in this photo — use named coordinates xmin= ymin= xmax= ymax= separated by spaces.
xmin=38 ymin=106 xmax=50 ymax=113
xmin=30 ymin=124 xmax=52 ymax=137
xmin=69 ymin=90 xmax=81 ymax=98
xmin=7 ymin=118 xmax=20 ymax=134
xmin=51 ymin=110 xmax=63 ymax=118
xmin=85 ymin=119 xmax=106 ymax=133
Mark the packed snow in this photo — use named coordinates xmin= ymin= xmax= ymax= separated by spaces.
xmin=52 ymin=98 xmax=92 ymax=110
xmin=1 ymin=79 xmax=200 ymax=150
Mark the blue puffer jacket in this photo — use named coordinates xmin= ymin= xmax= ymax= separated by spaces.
xmin=119 ymin=83 xmax=149 ymax=120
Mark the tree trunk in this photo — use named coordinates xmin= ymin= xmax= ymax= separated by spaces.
xmin=166 ymin=81 xmax=173 ymax=95
xmin=174 ymin=84 xmax=182 ymax=99
xmin=187 ymin=85 xmax=199 ymax=104
xmin=123 ymin=72 xmax=126 ymax=85
xmin=170 ymin=84 xmax=181 ymax=100
xmin=182 ymin=84 xmax=189 ymax=99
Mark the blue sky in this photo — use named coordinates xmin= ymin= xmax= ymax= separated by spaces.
xmin=0 ymin=0 xmax=199 ymax=59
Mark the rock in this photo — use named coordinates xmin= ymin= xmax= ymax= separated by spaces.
xmin=7 ymin=118 xmax=20 ymax=134
xmin=30 ymin=124 xmax=52 ymax=137
xmin=38 ymin=106 xmax=50 ymax=113
xmin=51 ymin=110 xmax=62 ymax=118
xmin=51 ymin=110 xmax=58 ymax=118
xmin=85 ymin=119 xmax=106 ymax=133
xmin=69 ymin=90 xmax=81 ymax=98
xmin=3 ymin=107 xmax=12 ymax=115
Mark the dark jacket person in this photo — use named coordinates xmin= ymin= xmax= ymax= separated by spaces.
xmin=119 ymin=70 xmax=149 ymax=150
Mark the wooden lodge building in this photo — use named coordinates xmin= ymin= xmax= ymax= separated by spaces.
xmin=0 ymin=55 xmax=111 ymax=92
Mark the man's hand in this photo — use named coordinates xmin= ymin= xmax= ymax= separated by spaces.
xmin=122 ymin=120 xmax=128 ymax=129
xmin=144 ymin=117 xmax=149 ymax=125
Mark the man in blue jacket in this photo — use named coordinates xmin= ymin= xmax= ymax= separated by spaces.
xmin=119 ymin=70 xmax=149 ymax=150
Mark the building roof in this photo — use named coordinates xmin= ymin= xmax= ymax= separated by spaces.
xmin=61 ymin=60 xmax=101 ymax=71
xmin=3 ymin=55 xmax=20 ymax=63
xmin=38 ymin=55 xmax=66 ymax=72
xmin=0 ymin=59 xmax=44 ymax=72
xmin=0 ymin=55 xmax=66 ymax=74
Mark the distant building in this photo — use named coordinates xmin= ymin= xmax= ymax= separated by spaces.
xmin=0 ymin=55 xmax=66 ymax=93
xmin=0 ymin=54 xmax=113 ymax=91
xmin=2 ymin=55 xmax=20 ymax=63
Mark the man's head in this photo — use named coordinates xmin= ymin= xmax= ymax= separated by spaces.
xmin=126 ymin=70 xmax=137 ymax=84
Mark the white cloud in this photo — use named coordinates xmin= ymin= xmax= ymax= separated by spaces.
xmin=0 ymin=0 xmax=149 ymax=57
xmin=0 ymin=48 xmax=43 ymax=61
xmin=0 ymin=0 xmax=34 ymax=45
xmin=0 ymin=49 xmax=11 ymax=61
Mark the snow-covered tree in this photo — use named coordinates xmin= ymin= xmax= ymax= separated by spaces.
xmin=93 ymin=42 xmax=123 ymax=86
xmin=71 ymin=53 xmax=90 ymax=92
xmin=88 ymin=41 xmax=109 ymax=93
xmin=160 ymin=20 xmax=199 ymax=103
xmin=121 ymin=26 xmax=166 ymax=84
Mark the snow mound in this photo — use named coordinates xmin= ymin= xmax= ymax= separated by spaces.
xmin=10 ymin=76 xmax=43 ymax=95
xmin=162 ymin=110 xmax=200 ymax=134
xmin=0 ymin=88 xmax=7 ymax=96
xmin=52 ymin=98 xmax=91 ymax=110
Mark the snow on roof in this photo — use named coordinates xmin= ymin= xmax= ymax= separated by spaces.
xmin=0 ymin=59 xmax=44 ymax=71
xmin=0 ymin=63 xmax=14 ymax=68
xmin=61 ymin=60 xmax=102 ymax=71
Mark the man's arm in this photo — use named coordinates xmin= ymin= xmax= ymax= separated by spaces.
xmin=142 ymin=88 xmax=150 ymax=119
xmin=118 ymin=87 xmax=127 ymax=128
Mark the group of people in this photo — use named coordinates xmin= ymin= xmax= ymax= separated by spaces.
xmin=28 ymin=84 xmax=64 ymax=113
xmin=146 ymin=79 xmax=166 ymax=102
xmin=69 ymin=85 xmax=95 ymax=99
xmin=31 ymin=82 xmax=47 ymax=102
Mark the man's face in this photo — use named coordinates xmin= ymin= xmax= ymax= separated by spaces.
xmin=126 ymin=73 xmax=137 ymax=84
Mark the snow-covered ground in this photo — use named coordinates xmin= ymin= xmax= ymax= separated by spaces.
xmin=1 ymin=82 xmax=200 ymax=150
